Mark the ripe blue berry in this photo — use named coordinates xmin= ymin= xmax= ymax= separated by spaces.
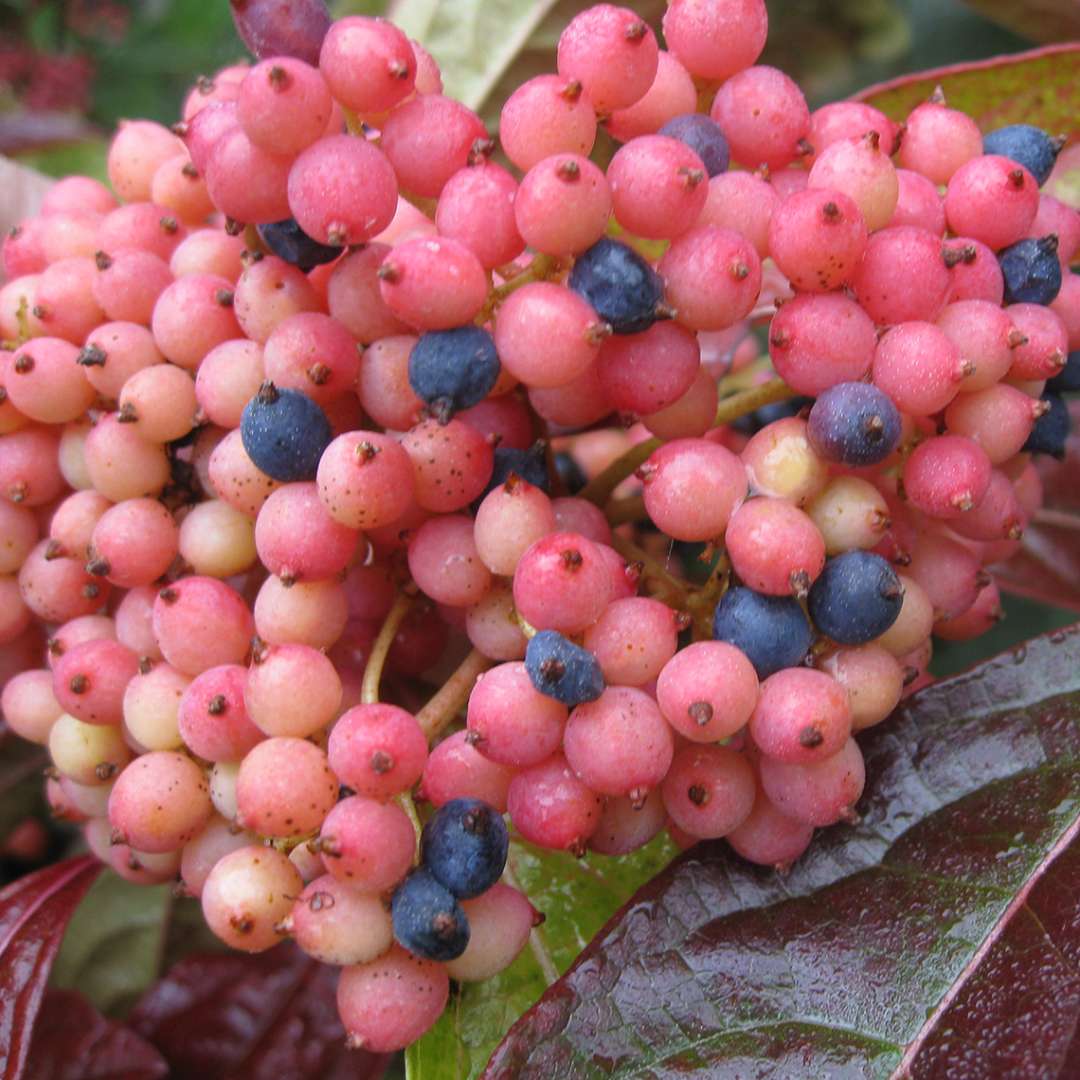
xmin=257 ymin=219 xmax=341 ymax=272
xmin=808 ymin=551 xmax=903 ymax=645
xmin=711 ymin=586 xmax=814 ymax=679
xmin=998 ymin=236 xmax=1062 ymax=306
xmin=554 ymin=451 xmax=587 ymax=494
xmin=478 ymin=442 xmax=550 ymax=505
xmin=408 ymin=326 xmax=501 ymax=423
xmin=391 ymin=868 xmax=471 ymax=961
xmin=420 ymin=798 xmax=509 ymax=899
xmin=568 ymin=238 xmax=666 ymax=335
xmin=1047 ymin=349 xmax=1080 ymax=394
xmin=1023 ymin=392 xmax=1070 ymax=458
xmin=240 ymin=381 xmax=332 ymax=482
xmin=658 ymin=114 xmax=730 ymax=177
xmin=983 ymin=124 xmax=1063 ymax=186
xmin=525 ymin=630 xmax=605 ymax=706
xmin=807 ymin=382 xmax=902 ymax=466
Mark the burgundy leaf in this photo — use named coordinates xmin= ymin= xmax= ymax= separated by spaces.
xmin=24 ymin=989 xmax=167 ymax=1080
xmin=994 ymin=402 xmax=1080 ymax=613
xmin=128 ymin=943 xmax=391 ymax=1080
xmin=0 ymin=856 xmax=102 ymax=1080
xmin=854 ymin=43 xmax=1080 ymax=141
xmin=484 ymin=623 xmax=1080 ymax=1078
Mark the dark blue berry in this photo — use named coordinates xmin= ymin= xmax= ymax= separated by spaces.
xmin=983 ymin=124 xmax=1063 ymax=187
xmin=808 ymin=551 xmax=903 ymax=645
xmin=554 ymin=451 xmax=587 ymax=494
xmin=420 ymin=798 xmax=509 ymax=900
xmin=239 ymin=382 xmax=332 ymax=482
xmin=257 ymin=219 xmax=340 ymax=272
xmin=408 ymin=326 xmax=501 ymax=422
xmin=568 ymin=238 xmax=666 ymax=335
xmin=731 ymin=395 xmax=812 ymax=435
xmin=474 ymin=442 xmax=550 ymax=507
xmin=807 ymin=382 xmax=902 ymax=466
xmin=525 ymin=630 xmax=605 ymax=706
xmin=711 ymin=586 xmax=814 ymax=679
xmin=391 ymin=868 xmax=470 ymax=961
xmin=658 ymin=114 xmax=730 ymax=177
xmin=998 ymin=236 xmax=1062 ymax=306
xmin=1047 ymin=349 xmax=1080 ymax=394
xmin=1023 ymin=392 xmax=1070 ymax=458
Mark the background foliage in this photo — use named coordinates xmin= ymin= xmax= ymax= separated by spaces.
xmin=0 ymin=1 xmax=1078 ymax=1078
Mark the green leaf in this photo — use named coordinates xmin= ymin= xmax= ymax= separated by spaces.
xmin=854 ymin=42 xmax=1080 ymax=140
xmin=485 ymin=623 xmax=1080 ymax=1077
xmin=387 ymin=0 xmax=564 ymax=111
xmin=50 ymin=873 xmax=171 ymax=1016
xmin=406 ymin=834 xmax=677 ymax=1080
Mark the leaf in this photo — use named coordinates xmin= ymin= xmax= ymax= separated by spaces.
xmin=484 ymin=622 xmax=1080 ymax=1078
xmin=960 ymin=0 xmax=1080 ymax=43
xmin=0 ymin=855 xmax=102 ymax=1080
xmin=24 ymin=989 xmax=168 ymax=1080
xmin=128 ymin=942 xmax=392 ymax=1080
xmin=386 ymin=0 xmax=564 ymax=111
xmin=406 ymin=834 xmax=677 ymax=1080
xmin=0 ymin=734 xmax=48 ymax=861
xmin=854 ymin=42 xmax=1080 ymax=140
xmin=50 ymin=873 xmax=172 ymax=1016
xmin=994 ymin=402 xmax=1080 ymax=614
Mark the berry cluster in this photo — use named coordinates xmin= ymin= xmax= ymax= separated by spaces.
xmin=0 ymin=0 xmax=1076 ymax=1055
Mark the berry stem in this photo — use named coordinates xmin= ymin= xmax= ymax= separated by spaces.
xmin=1033 ymin=508 xmax=1080 ymax=532
xmin=580 ymin=437 xmax=661 ymax=507
xmin=713 ymin=377 xmax=796 ymax=424
xmin=605 ymin=493 xmax=647 ymax=526
xmin=608 ymin=532 xmax=689 ymax=606
xmin=361 ymin=590 xmax=416 ymax=706
xmin=416 ymin=648 xmax=493 ymax=741
xmin=503 ymin=857 xmax=559 ymax=986
xmin=479 ymin=253 xmax=564 ymax=321
xmin=397 ymin=791 xmax=423 ymax=862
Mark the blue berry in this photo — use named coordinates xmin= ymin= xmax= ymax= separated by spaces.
xmin=568 ymin=238 xmax=666 ymax=335
xmin=239 ymin=382 xmax=332 ymax=482
xmin=658 ymin=114 xmax=730 ymax=177
xmin=257 ymin=219 xmax=340 ymax=272
xmin=998 ymin=236 xmax=1062 ymax=306
xmin=807 ymin=382 xmax=902 ymax=466
xmin=731 ymin=394 xmax=812 ymax=435
xmin=1023 ymin=392 xmax=1070 ymax=458
xmin=554 ymin=451 xmax=587 ymax=494
xmin=408 ymin=326 xmax=501 ymax=423
xmin=525 ymin=630 xmax=605 ymax=706
xmin=391 ymin=868 xmax=470 ymax=961
xmin=711 ymin=586 xmax=814 ymax=679
xmin=983 ymin=124 xmax=1063 ymax=186
xmin=474 ymin=442 xmax=550 ymax=507
xmin=420 ymin=798 xmax=509 ymax=900
xmin=1047 ymin=349 xmax=1080 ymax=393
xmin=808 ymin=551 xmax=903 ymax=645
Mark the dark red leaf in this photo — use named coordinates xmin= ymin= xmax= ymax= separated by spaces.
xmin=854 ymin=43 xmax=1080 ymax=142
xmin=128 ymin=943 xmax=391 ymax=1080
xmin=994 ymin=402 xmax=1080 ymax=613
xmin=0 ymin=856 xmax=102 ymax=1080
xmin=24 ymin=989 xmax=167 ymax=1080
xmin=484 ymin=623 xmax=1080 ymax=1078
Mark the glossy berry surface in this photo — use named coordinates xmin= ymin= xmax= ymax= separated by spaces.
xmin=998 ymin=236 xmax=1063 ymax=306
xmin=391 ymin=868 xmax=471 ymax=961
xmin=567 ymin=238 xmax=665 ymax=335
xmin=525 ymin=630 xmax=605 ymax=706
xmin=408 ymin=326 xmax=501 ymax=422
xmin=807 ymin=382 xmax=902 ymax=466
xmin=658 ymin=113 xmax=730 ymax=177
xmin=257 ymin=218 xmax=341 ymax=272
xmin=239 ymin=382 xmax=332 ymax=482
xmin=712 ymin=586 xmax=815 ymax=679
xmin=420 ymin=797 xmax=509 ymax=899
xmin=808 ymin=551 xmax=904 ymax=645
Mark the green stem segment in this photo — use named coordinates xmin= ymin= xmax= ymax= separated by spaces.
xmin=416 ymin=648 xmax=493 ymax=741
xmin=361 ymin=590 xmax=416 ymax=707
